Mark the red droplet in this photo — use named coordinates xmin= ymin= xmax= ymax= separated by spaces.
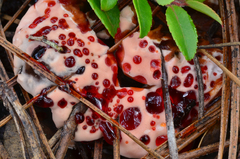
xmin=148 ymin=45 xmax=156 ymax=53
xmin=117 ymin=88 xmax=128 ymax=99
xmin=86 ymin=116 xmax=95 ymax=126
xmin=133 ymin=55 xmax=142 ymax=64
xmin=150 ymin=59 xmax=160 ymax=68
xmin=120 ymin=107 xmax=142 ymax=130
xmin=59 ymin=34 xmax=66 ymax=40
xmin=57 ymin=98 xmax=67 ymax=108
xmin=188 ymin=59 xmax=194 ymax=65
xmin=122 ymin=63 xmax=131 ymax=72
xmin=172 ymin=66 xmax=179 ymax=74
xmin=82 ymin=125 xmax=87 ymax=130
xmin=51 ymin=25 xmax=58 ymax=30
xmin=91 ymin=62 xmax=98 ymax=69
xmin=75 ymin=112 xmax=85 ymax=124
xmin=63 ymin=14 xmax=69 ymax=17
xmin=67 ymin=38 xmax=75 ymax=46
xmin=50 ymin=17 xmax=58 ymax=23
xmin=113 ymin=104 xmax=123 ymax=114
xmin=48 ymin=1 xmax=56 ymax=7
xmin=201 ymin=65 xmax=208 ymax=73
xmin=77 ymin=39 xmax=85 ymax=47
xmin=65 ymin=56 xmax=75 ymax=67
xmin=150 ymin=121 xmax=155 ymax=126
xmin=204 ymin=84 xmax=207 ymax=90
xmin=29 ymin=15 xmax=48 ymax=29
xmin=133 ymin=75 xmax=147 ymax=84
xmin=92 ymin=73 xmax=98 ymax=80
xmin=127 ymin=90 xmax=134 ymax=95
xmin=139 ymin=40 xmax=148 ymax=48
xmin=170 ymin=76 xmax=181 ymax=89
xmin=103 ymin=79 xmax=110 ymax=88
xmin=213 ymin=72 xmax=217 ymax=76
xmin=73 ymin=49 xmax=83 ymax=57
xmin=183 ymin=74 xmax=194 ymax=87
xmin=194 ymin=85 xmax=198 ymax=89
xmin=127 ymin=97 xmax=134 ymax=103
xmin=58 ymin=18 xmax=69 ymax=29
xmin=83 ymin=48 xmax=89 ymax=56
xmin=145 ymin=92 xmax=164 ymax=114
xmin=45 ymin=8 xmax=51 ymax=15
xmin=70 ymin=102 xmax=76 ymax=105
xmin=90 ymin=126 xmax=97 ymax=133
xmin=181 ymin=66 xmax=191 ymax=74
xmin=61 ymin=41 xmax=66 ymax=45
xmin=68 ymin=32 xmax=76 ymax=38
xmin=85 ymin=59 xmax=90 ymax=64
xmin=99 ymin=121 xmax=116 ymax=145
xmin=153 ymin=70 xmax=161 ymax=79
xmin=88 ymin=36 xmax=95 ymax=42
xmin=204 ymin=92 xmax=210 ymax=101
xmin=140 ymin=135 xmax=150 ymax=145
xmin=156 ymin=135 xmax=167 ymax=146
xmin=32 ymin=26 xmax=52 ymax=36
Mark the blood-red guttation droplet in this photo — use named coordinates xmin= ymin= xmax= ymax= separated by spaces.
xmin=75 ymin=112 xmax=85 ymax=124
xmin=127 ymin=90 xmax=133 ymax=95
xmin=77 ymin=39 xmax=85 ymax=47
xmin=120 ymin=107 xmax=142 ymax=130
xmin=67 ymin=38 xmax=75 ymax=46
xmin=194 ymin=85 xmax=198 ymax=89
xmin=122 ymin=63 xmax=131 ymax=72
xmin=45 ymin=8 xmax=51 ymax=14
xmin=102 ymin=85 xmax=117 ymax=101
xmin=103 ymin=79 xmax=110 ymax=88
xmin=82 ymin=48 xmax=90 ymax=56
xmin=88 ymin=36 xmax=95 ymax=42
xmin=156 ymin=135 xmax=167 ymax=146
xmin=213 ymin=72 xmax=217 ymax=76
xmin=85 ymin=59 xmax=90 ymax=64
xmin=31 ymin=45 xmax=46 ymax=60
xmin=117 ymin=88 xmax=128 ymax=99
xmin=68 ymin=32 xmax=76 ymax=38
xmin=59 ymin=34 xmax=66 ymax=40
xmin=133 ymin=75 xmax=147 ymax=84
xmin=153 ymin=70 xmax=161 ymax=80
xmin=92 ymin=73 xmax=98 ymax=80
xmin=50 ymin=17 xmax=58 ymax=23
xmin=82 ymin=125 xmax=87 ymax=130
xmin=113 ymin=104 xmax=123 ymax=114
xmin=63 ymin=14 xmax=69 ymax=17
xmin=29 ymin=15 xmax=49 ymax=28
xmin=133 ymin=55 xmax=142 ymax=64
xmin=65 ymin=56 xmax=76 ymax=67
xmin=150 ymin=121 xmax=155 ymax=126
xmin=170 ymin=76 xmax=181 ymax=89
xmin=201 ymin=65 xmax=208 ymax=74
xmin=139 ymin=40 xmax=148 ymax=48
xmin=33 ymin=88 xmax=54 ymax=108
xmin=99 ymin=121 xmax=116 ymax=145
xmin=91 ymin=62 xmax=98 ymax=69
xmin=127 ymin=97 xmax=134 ymax=103
xmin=181 ymin=66 xmax=191 ymax=74
xmin=58 ymin=18 xmax=69 ymax=29
xmin=32 ymin=26 xmax=52 ymax=36
xmin=57 ymin=98 xmax=68 ymax=108
xmin=140 ymin=135 xmax=150 ymax=145
xmin=51 ymin=25 xmax=58 ymax=30
xmin=48 ymin=1 xmax=56 ymax=7
xmin=188 ymin=59 xmax=194 ymax=65
xmin=86 ymin=116 xmax=95 ymax=126
xmin=150 ymin=59 xmax=160 ymax=68
xmin=148 ymin=45 xmax=156 ymax=53
xmin=183 ymin=74 xmax=194 ymax=87
xmin=204 ymin=93 xmax=210 ymax=101
xmin=145 ymin=92 xmax=164 ymax=114
xmin=172 ymin=66 xmax=179 ymax=74
xmin=210 ymin=81 xmax=215 ymax=87
xmin=73 ymin=49 xmax=83 ymax=57
xmin=76 ymin=66 xmax=85 ymax=74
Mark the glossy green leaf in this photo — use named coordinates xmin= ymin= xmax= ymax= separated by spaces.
xmin=88 ymin=0 xmax=120 ymax=37
xmin=133 ymin=0 xmax=152 ymax=38
xmin=186 ymin=0 xmax=222 ymax=25
xmin=156 ymin=0 xmax=174 ymax=6
xmin=194 ymin=0 xmax=205 ymax=2
xmin=100 ymin=0 xmax=118 ymax=11
xmin=166 ymin=5 xmax=198 ymax=61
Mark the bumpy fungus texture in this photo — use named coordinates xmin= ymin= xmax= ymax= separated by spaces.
xmin=13 ymin=0 xmax=223 ymax=158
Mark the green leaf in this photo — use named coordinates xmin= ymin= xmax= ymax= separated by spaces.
xmin=133 ymin=0 xmax=152 ymax=38
xmin=88 ymin=0 xmax=120 ymax=37
xmin=186 ymin=0 xmax=222 ymax=25
xmin=194 ymin=0 xmax=205 ymax=2
xmin=100 ymin=0 xmax=118 ymax=11
xmin=156 ymin=0 xmax=174 ymax=6
xmin=166 ymin=5 xmax=198 ymax=61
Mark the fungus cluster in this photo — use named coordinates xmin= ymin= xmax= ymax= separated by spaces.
xmin=13 ymin=0 xmax=223 ymax=158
